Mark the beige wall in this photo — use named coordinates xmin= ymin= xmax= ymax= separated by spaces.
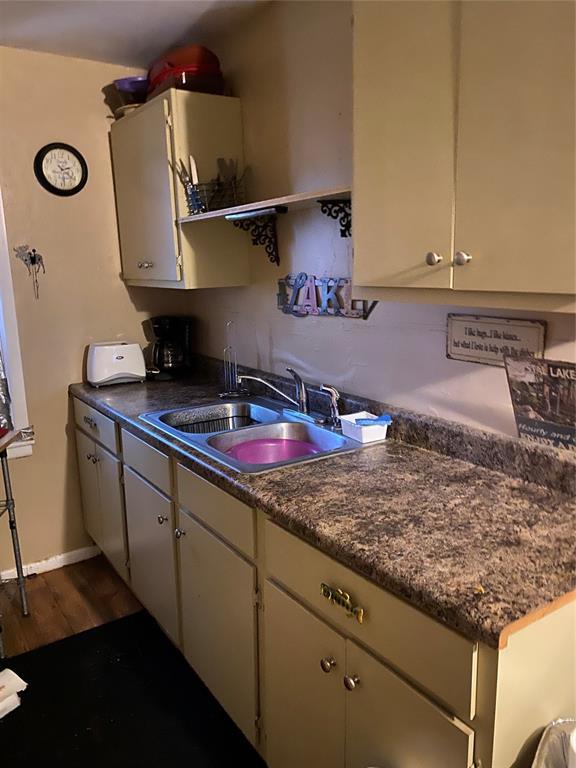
xmin=191 ymin=0 xmax=575 ymax=436
xmin=0 ymin=46 xmax=191 ymax=569
xmin=0 ymin=1 xmax=573 ymax=568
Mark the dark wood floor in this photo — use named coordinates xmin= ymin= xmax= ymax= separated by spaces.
xmin=0 ymin=555 xmax=141 ymax=657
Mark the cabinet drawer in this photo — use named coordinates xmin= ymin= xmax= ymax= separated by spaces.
xmin=122 ymin=429 xmax=171 ymax=496
xmin=265 ymin=520 xmax=477 ymax=721
xmin=73 ymin=398 xmax=119 ymax=455
xmin=177 ymin=464 xmax=255 ymax=559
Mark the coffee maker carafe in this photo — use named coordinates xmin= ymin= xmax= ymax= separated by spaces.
xmin=150 ymin=316 xmax=194 ymax=378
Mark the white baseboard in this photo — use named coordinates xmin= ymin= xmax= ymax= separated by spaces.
xmin=0 ymin=545 xmax=100 ymax=580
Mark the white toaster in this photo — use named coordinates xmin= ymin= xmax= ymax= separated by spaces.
xmin=87 ymin=342 xmax=146 ymax=387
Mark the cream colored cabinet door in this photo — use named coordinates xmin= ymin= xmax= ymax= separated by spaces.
xmin=454 ymin=1 xmax=575 ymax=294
xmin=345 ymin=640 xmax=474 ymax=768
xmin=96 ymin=444 xmax=128 ymax=582
xmin=75 ymin=429 xmax=128 ymax=582
xmin=75 ymin=429 xmax=100 ymax=543
xmin=353 ymin=0 xmax=456 ymax=289
xmin=110 ymin=96 xmax=181 ymax=283
xmin=178 ymin=510 xmax=257 ymax=744
xmin=124 ymin=466 xmax=178 ymax=642
xmin=263 ymin=581 xmax=346 ymax=768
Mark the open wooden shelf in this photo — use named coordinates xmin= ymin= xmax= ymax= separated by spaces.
xmin=177 ymin=187 xmax=351 ymax=225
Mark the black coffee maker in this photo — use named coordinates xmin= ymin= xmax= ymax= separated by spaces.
xmin=150 ymin=316 xmax=194 ymax=379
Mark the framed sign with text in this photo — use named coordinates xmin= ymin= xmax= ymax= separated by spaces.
xmin=446 ymin=314 xmax=546 ymax=367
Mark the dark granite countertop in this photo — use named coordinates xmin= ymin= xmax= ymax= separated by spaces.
xmin=69 ymin=377 xmax=576 ymax=649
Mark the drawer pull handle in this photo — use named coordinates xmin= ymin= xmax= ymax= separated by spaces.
xmin=343 ymin=675 xmax=360 ymax=691
xmin=320 ymin=657 xmax=336 ymax=674
xmin=454 ymin=250 xmax=472 ymax=266
xmin=175 ymin=528 xmax=186 ymax=539
xmin=137 ymin=261 xmax=154 ymax=270
xmin=85 ymin=453 xmax=98 ymax=464
xmin=157 ymin=515 xmax=168 ymax=525
xmin=83 ymin=415 xmax=97 ymax=429
xmin=320 ymin=582 xmax=365 ymax=624
xmin=425 ymin=251 xmax=442 ymax=266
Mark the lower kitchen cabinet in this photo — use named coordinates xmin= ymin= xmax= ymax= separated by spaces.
xmin=178 ymin=508 xmax=258 ymax=745
xmin=263 ymin=581 xmax=474 ymax=768
xmin=264 ymin=580 xmax=345 ymax=768
xmin=346 ymin=640 xmax=474 ymax=768
xmin=71 ymin=404 xmax=573 ymax=767
xmin=75 ymin=427 xmax=128 ymax=581
xmin=123 ymin=466 xmax=178 ymax=642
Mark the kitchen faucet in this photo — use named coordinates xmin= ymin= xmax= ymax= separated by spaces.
xmin=319 ymin=385 xmax=341 ymax=428
xmin=236 ymin=367 xmax=310 ymax=414
xmin=236 ymin=369 xmax=342 ymax=428
xmin=286 ymin=367 xmax=309 ymax=414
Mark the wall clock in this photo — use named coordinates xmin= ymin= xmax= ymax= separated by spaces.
xmin=33 ymin=143 xmax=88 ymax=196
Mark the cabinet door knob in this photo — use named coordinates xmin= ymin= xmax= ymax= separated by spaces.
xmin=425 ymin=251 xmax=442 ymax=266
xmin=157 ymin=515 xmax=168 ymax=525
xmin=175 ymin=528 xmax=186 ymax=539
xmin=454 ymin=251 xmax=472 ymax=266
xmin=343 ymin=675 xmax=360 ymax=691
xmin=320 ymin=657 xmax=337 ymax=674
xmin=85 ymin=452 xmax=93 ymax=461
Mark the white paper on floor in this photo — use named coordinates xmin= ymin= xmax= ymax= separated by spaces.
xmin=0 ymin=668 xmax=27 ymax=719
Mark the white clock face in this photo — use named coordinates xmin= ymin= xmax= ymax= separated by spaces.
xmin=42 ymin=148 xmax=83 ymax=191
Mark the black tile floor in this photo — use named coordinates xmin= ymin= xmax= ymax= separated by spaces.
xmin=1 ymin=611 xmax=266 ymax=768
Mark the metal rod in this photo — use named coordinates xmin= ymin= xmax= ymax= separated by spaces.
xmin=225 ymin=205 xmax=287 ymax=221
xmin=1 ymin=449 xmax=29 ymax=617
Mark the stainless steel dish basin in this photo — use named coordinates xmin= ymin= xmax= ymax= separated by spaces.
xmin=206 ymin=421 xmax=351 ymax=472
xmin=139 ymin=397 xmax=361 ymax=474
xmin=209 ymin=421 xmax=346 ymax=455
xmin=141 ymin=401 xmax=279 ymax=436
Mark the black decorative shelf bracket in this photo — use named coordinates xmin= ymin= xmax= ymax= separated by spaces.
xmin=231 ymin=214 xmax=281 ymax=265
xmin=318 ymin=199 xmax=352 ymax=238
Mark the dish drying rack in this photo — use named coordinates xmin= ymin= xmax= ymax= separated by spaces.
xmin=220 ymin=321 xmax=247 ymax=398
xmin=176 ymin=158 xmax=246 ymax=217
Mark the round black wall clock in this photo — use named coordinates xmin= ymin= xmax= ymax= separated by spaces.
xmin=33 ymin=143 xmax=88 ymax=196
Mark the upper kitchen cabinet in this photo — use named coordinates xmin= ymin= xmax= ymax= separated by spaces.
xmin=454 ymin=0 xmax=575 ymax=294
xmin=353 ymin=0 xmax=456 ymax=290
xmin=110 ymin=88 xmax=251 ymax=289
xmin=353 ymin=0 xmax=575 ymax=299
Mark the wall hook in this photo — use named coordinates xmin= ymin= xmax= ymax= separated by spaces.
xmin=14 ymin=245 xmax=46 ymax=300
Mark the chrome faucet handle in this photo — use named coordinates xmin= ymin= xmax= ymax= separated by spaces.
xmin=286 ymin=367 xmax=309 ymax=414
xmin=320 ymin=385 xmax=341 ymax=428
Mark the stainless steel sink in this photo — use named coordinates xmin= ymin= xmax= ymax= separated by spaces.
xmin=141 ymin=401 xmax=279 ymax=437
xmin=209 ymin=421 xmax=346 ymax=454
xmin=139 ymin=397 xmax=361 ymax=474
xmin=207 ymin=421 xmax=350 ymax=472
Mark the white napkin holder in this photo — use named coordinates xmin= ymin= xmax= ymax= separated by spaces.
xmin=340 ymin=411 xmax=390 ymax=444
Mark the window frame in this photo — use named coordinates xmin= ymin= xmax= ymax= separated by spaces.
xmin=0 ymin=187 xmax=32 ymax=458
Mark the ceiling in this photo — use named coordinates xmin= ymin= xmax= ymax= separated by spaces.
xmin=0 ymin=0 xmax=266 ymax=68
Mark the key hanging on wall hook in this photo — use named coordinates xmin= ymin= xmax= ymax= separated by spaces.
xmin=14 ymin=245 xmax=46 ymax=300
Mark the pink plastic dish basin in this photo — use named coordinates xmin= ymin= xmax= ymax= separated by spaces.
xmin=226 ymin=438 xmax=319 ymax=464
